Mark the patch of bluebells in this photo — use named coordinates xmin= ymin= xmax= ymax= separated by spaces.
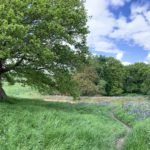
xmin=122 ymin=101 xmax=150 ymax=121
xmin=98 ymin=101 xmax=111 ymax=106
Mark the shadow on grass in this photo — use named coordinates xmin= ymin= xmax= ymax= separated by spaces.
xmin=0 ymin=97 xmax=107 ymax=116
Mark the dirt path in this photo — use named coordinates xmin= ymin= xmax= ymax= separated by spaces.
xmin=40 ymin=96 xmax=132 ymax=149
xmin=111 ymin=113 xmax=131 ymax=150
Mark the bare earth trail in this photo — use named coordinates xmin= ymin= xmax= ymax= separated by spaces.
xmin=111 ymin=113 xmax=131 ymax=150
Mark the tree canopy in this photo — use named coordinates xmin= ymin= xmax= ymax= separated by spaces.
xmin=75 ymin=55 xmax=150 ymax=97
xmin=124 ymin=63 xmax=150 ymax=94
xmin=0 ymin=0 xmax=88 ymax=99
xmin=94 ymin=57 xmax=125 ymax=96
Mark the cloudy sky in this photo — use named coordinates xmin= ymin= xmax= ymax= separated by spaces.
xmin=85 ymin=0 xmax=150 ymax=65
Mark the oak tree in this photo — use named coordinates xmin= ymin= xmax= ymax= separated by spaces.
xmin=0 ymin=0 xmax=88 ymax=99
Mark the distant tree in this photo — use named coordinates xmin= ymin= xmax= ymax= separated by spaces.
xmin=74 ymin=67 xmax=99 ymax=96
xmin=141 ymin=69 xmax=150 ymax=94
xmin=97 ymin=79 xmax=107 ymax=95
xmin=0 ymin=0 xmax=88 ymax=100
xmin=104 ymin=57 xmax=125 ymax=96
xmin=124 ymin=63 xmax=150 ymax=94
xmin=92 ymin=56 xmax=125 ymax=96
xmin=90 ymin=55 xmax=107 ymax=79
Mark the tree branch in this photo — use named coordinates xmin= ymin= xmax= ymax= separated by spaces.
xmin=0 ymin=57 xmax=24 ymax=74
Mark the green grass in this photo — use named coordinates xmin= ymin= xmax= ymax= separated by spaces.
xmin=113 ymin=103 xmax=150 ymax=150
xmin=2 ymin=83 xmax=150 ymax=150
xmin=113 ymin=106 xmax=136 ymax=126
xmin=124 ymin=119 xmax=150 ymax=150
xmin=0 ymin=98 xmax=125 ymax=150
xmin=3 ymin=83 xmax=40 ymax=98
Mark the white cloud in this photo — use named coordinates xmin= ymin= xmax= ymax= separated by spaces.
xmin=88 ymin=36 xmax=124 ymax=59
xmin=85 ymin=0 xmax=116 ymax=37
xmin=110 ymin=4 xmax=150 ymax=52
xmin=144 ymin=53 xmax=150 ymax=64
xmin=111 ymin=15 xmax=150 ymax=39
xmin=132 ymin=32 xmax=150 ymax=50
xmin=91 ymin=38 xmax=117 ymax=53
xmin=131 ymin=3 xmax=149 ymax=16
xmin=122 ymin=61 xmax=131 ymax=65
xmin=85 ymin=0 xmax=150 ymax=64
xmin=144 ymin=11 xmax=150 ymax=23
xmin=109 ymin=0 xmax=130 ymax=6
xmin=116 ymin=52 xmax=124 ymax=61
xmin=85 ymin=0 xmax=124 ymax=61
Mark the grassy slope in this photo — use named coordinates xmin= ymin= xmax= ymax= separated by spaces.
xmin=0 ymin=98 xmax=125 ymax=150
xmin=3 ymin=83 xmax=150 ymax=150
xmin=4 ymin=83 xmax=40 ymax=98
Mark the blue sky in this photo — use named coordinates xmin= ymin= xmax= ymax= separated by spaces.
xmin=85 ymin=0 xmax=150 ymax=65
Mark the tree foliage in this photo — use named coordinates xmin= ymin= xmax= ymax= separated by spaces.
xmin=97 ymin=79 xmax=107 ymax=95
xmin=73 ymin=55 xmax=150 ymax=97
xmin=0 ymin=0 xmax=88 ymax=98
xmin=74 ymin=67 xmax=98 ymax=96
xmin=124 ymin=63 xmax=150 ymax=94
xmin=92 ymin=56 xmax=125 ymax=96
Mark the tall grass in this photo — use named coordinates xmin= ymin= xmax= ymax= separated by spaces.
xmin=124 ymin=119 xmax=150 ymax=150
xmin=2 ymin=83 xmax=150 ymax=149
xmin=0 ymin=98 xmax=125 ymax=150
xmin=113 ymin=101 xmax=150 ymax=149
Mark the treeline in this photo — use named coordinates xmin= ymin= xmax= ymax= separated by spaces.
xmin=74 ymin=55 xmax=150 ymax=97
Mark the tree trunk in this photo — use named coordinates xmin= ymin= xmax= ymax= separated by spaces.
xmin=0 ymin=85 xmax=6 ymax=100
xmin=0 ymin=60 xmax=7 ymax=101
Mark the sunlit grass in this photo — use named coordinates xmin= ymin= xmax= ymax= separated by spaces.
xmin=2 ymin=83 xmax=150 ymax=150
xmin=124 ymin=119 xmax=150 ymax=150
xmin=3 ymin=83 xmax=40 ymax=98
xmin=113 ymin=101 xmax=150 ymax=150
xmin=0 ymin=98 xmax=125 ymax=150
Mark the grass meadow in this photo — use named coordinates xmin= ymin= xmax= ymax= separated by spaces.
xmin=0 ymin=83 xmax=150 ymax=150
